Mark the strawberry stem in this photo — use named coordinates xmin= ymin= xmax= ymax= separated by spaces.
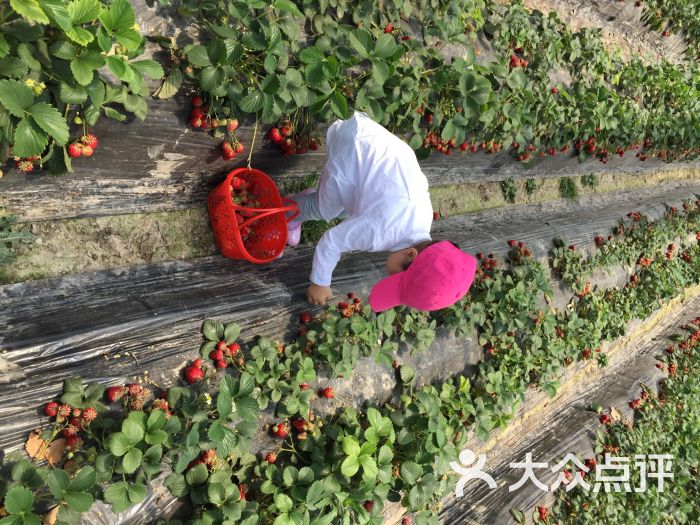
xmin=247 ymin=113 xmax=258 ymax=169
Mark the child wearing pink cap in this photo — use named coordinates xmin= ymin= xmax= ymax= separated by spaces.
xmin=285 ymin=111 xmax=477 ymax=311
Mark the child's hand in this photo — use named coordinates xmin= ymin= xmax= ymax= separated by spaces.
xmin=307 ymin=284 xmax=333 ymax=306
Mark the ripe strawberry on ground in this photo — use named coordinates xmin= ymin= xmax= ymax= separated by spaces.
xmin=184 ymin=364 xmax=204 ymax=384
xmin=402 ymin=517 xmax=411 ymax=525
xmin=320 ymin=387 xmax=334 ymax=399
xmin=44 ymin=401 xmax=59 ymax=417
xmin=68 ymin=143 xmax=83 ymax=158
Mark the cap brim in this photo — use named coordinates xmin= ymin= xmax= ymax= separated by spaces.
xmin=369 ymin=271 xmax=404 ymax=312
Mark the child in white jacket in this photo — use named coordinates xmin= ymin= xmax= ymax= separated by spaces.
xmin=286 ymin=111 xmax=476 ymax=311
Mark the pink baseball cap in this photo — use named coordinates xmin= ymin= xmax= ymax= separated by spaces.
xmin=369 ymin=241 xmax=478 ymax=312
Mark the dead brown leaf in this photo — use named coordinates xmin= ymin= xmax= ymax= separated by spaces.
xmin=24 ymin=431 xmax=65 ymax=464
xmin=43 ymin=506 xmax=59 ymax=525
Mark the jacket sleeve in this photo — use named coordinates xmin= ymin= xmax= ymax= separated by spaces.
xmin=310 ymin=216 xmax=375 ymax=287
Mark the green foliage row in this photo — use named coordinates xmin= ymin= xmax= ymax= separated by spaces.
xmin=3 ymin=199 xmax=700 ymax=524
xmin=0 ymin=0 xmax=163 ymax=173
xmin=642 ymin=0 xmax=700 ymax=58
xmin=519 ymin=316 xmax=700 ymax=524
xmin=157 ymin=0 xmax=700 ymax=164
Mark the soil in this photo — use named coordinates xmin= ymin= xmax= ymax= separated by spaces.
xmin=513 ymin=0 xmax=687 ymax=65
xmin=4 ymin=167 xmax=699 ymax=284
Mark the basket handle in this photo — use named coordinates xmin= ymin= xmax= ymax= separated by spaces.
xmin=239 ymin=202 xmax=299 ymax=229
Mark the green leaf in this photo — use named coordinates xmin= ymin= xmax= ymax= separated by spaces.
xmin=147 ymin=409 xmax=167 ymax=431
xmin=506 ymin=69 xmax=526 ymax=90
xmin=330 ymin=91 xmax=348 ymax=119
xmin=65 ymin=27 xmax=94 ymax=46
xmin=99 ymin=0 xmax=135 ymax=32
xmin=4 ymin=486 xmax=34 ymax=514
xmin=28 ymin=102 xmax=69 ymax=145
xmin=128 ymin=483 xmax=147 ymax=504
xmin=106 ymin=56 xmax=129 ymax=81
xmin=0 ymin=35 xmax=9 ymax=59
xmin=373 ymin=33 xmax=397 ymax=58
xmin=371 ymin=59 xmax=389 ymax=85
xmin=342 ymin=436 xmax=360 ymax=457
xmin=46 ymin=469 xmax=70 ymax=499
xmin=103 ymin=482 xmax=130 ymax=513
xmin=64 ymin=491 xmax=93 ymax=512
xmin=108 ymin=432 xmax=131 ymax=456
xmin=58 ymin=78 xmax=88 ymax=104
xmin=122 ymin=447 xmax=143 ymax=474
xmin=104 ymin=106 xmax=126 ymax=122
xmin=186 ymin=463 xmax=209 ymax=486
xmin=186 ymin=45 xmax=211 ymax=67
xmin=224 ymin=323 xmax=240 ymax=343
xmin=131 ymin=59 xmax=164 ymax=79
xmin=123 ymin=418 xmax=145 ymax=444
xmin=164 ymin=473 xmax=188 ymax=498
xmin=13 ymin=117 xmax=47 ymax=157
xmin=115 ymin=28 xmax=141 ymax=51
xmin=199 ymin=66 xmax=224 ymax=92
xmin=347 ymin=29 xmax=372 ymax=58
xmin=10 ymin=0 xmax=50 ymax=24
xmin=273 ymin=0 xmax=302 ymax=17
xmin=275 ymin=493 xmax=293 ymax=513
xmin=239 ymin=90 xmax=264 ymax=113
xmin=235 ymin=396 xmax=259 ymax=422
xmin=71 ymin=50 xmax=105 ymax=85
xmin=0 ymin=80 xmax=35 ymax=117
xmin=299 ymin=46 xmax=325 ymax=64
xmin=68 ymin=0 xmax=102 ymax=25
xmin=67 ymin=466 xmax=96 ymax=492
xmin=39 ymin=0 xmax=73 ymax=31
xmin=340 ymin=456 xmax=359 ymax=478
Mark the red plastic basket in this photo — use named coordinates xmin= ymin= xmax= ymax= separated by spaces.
xmin=208 ymin=167 xmax=299 ymax=263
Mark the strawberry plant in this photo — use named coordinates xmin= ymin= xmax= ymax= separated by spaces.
xmin=640 ymin=0 xmax=700 ymax=59
xmin=520 ymin=316 xmax=700 ymax=523
xmin=500 ymin=178 xmax=517 ymax=203
xmin=5 ymin=200 xmax=700 ymax=523
xmin=0 ymin=0 xmax=163 ymax=175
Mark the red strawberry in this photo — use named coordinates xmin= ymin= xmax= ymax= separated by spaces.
xmin=65 ymin=435 xmax=83 ymax=450
xmin=216 ymin=341 xmax=227 ymax=352
xmin=82 ymin=407 xmax=97 ymax=423
xmin=402 ymin=517 xmax=411 ymax=525
xmin=281 ymin=126 xmax=292 ymax=138
xmin=433 ymin=211 xmax=439 ymax=220
xmin=68 ymin=143 xmax=83 ymax=158
xmin=291 ymin=418 xmax=307 ymax=432
xmin=235 ymin=142 xmax=245 ymax=153
xmin=363 ymin=500 xmax=374 ymax=512
xmin=226 ymin=343 xmax=240 ymax=356
xmin=81 ymin=134 xmax=98 ymax=149
xmin=17 ymin=160 xmax=33 ymax=172
xmin=384 ymin=23 xmax=394 ymax=33
xmin=126 ymin=384 xmax=142 ymax=397
xmin=265 ymin=452 xmax=277 ymax=464
xmin=106 ymin=386 xmax=126 ymax=403
xmin=227 ymin=119 xmax=239 ymax=132
xmin=238 ymin=483 xmax=248 ymax=500
xmin=599 ymin=413 xmax=612 ymax=425
xmin=214 ymin=359 xmax=228 ymax=369
xmin=210 ymin=349 xmax=224 ymax=361
xmin=299 ymin=383 xmax=309 ymax=390
xmin=272 ymin=423 xmax=288 ymax=438
xmin=507 ymin=240 xmax=516 ymax=247
xmin=425 ymin=113 xmax=433 ymax=125
xmin=551 ymin=87 xmax=558 ymax=94
xmin=71 ymin=407 xmax=81 ymax=417
xmin=268 ymin=127 xmax=283 ymax=143
xmin=184 ymin=365 xmax=204 ymax=384
xmin=192 ymin=95 xmax=203 ymax=108
xmin=44 ymin=402 xmax=59 ymax=417
xmin=193 ymin=358 xmax=204 ymax=368
xmin=202 ymin=449 xmax=217 ymax=465
xmin=537 ymin=506 xmax=549 ymax=521
xmin=401 ymin=35 xmax=411 ymax=41
xmin=299 ymin=312 xmax=313 ymax=324
xmin=82 ymin=145 xmax=94 ymax=157
xmin=190 ymin=116 xmax=203 ymax=128
xmin=320 ymin=387 xmax=334 ymax=399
